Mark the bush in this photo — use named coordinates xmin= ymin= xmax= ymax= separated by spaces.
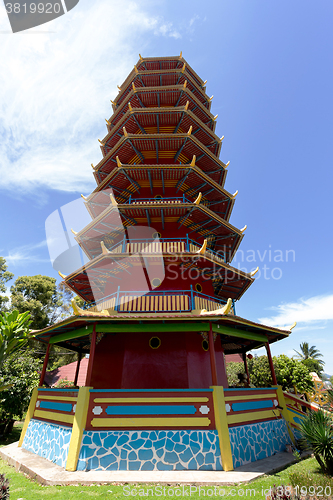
xmin=0 ymin=352 xmax=41 ymax=426
xmin=55 ymin=377 xmax=76 ymax=388
xmin=226 ymin=362 xmax=245 ymax=386
xmin=299 ymin=410 xmax=333 ymax=475
xmin=289 ymin=469 xmax=333 ymax=495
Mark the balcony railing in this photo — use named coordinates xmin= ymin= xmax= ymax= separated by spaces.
xmin=105 ymin=236 xmax=226 ymax=263
xmin=84 ymin=289 xmax=235 ymax=315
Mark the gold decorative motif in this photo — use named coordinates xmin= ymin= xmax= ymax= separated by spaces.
xmin=123 ymin=127 xmax=128 ymax=137
xmin=71 ymin=299 xmax=111 ymax=317
xmin=105 ymin=119 xmax=110 ymax=125
xmin=196 ymin=239 xmax=207 ymax=255
xmin=179 ymin=51 xmax=182 ymax=59
xmin=116 ymin=156 xmax=122 ymax=168
xmin=213 ymin=114 xmax=218 ymax=121
xmin=183 ymin=80 xmax=187 ymax=89
xmin=98 ymin=139 xmax=105 ymax=146
xmin=289 ymin=322 xmax=297 ymax=330
xmin=203 ymin=80 xmax=207 ymax=85
xmin=220 ymin=135 xmax=225 ymax=142
xmin=194 ymin=192 xmax=202 ymax=205
xmin=132 ymin=82 xmax=137 ymax=92
xmin=101 ymin=241 xmax=110 ymax=255
xmin=209 ymin=95 xmax=214 ymax=101
xmin=71 ymin=228 xmax=78 ymax=235
xmin=185 ymin=101 xmax=189 ymax=111
xmin=128 ymin=102 xmax=133 ymax=112
xmin=58 ymin=271 xmax=67 ymax=279
xmin=81 ymin=194 xmax=88 ymax=201
xmin=232 ymin=190 xmax=238 ymax=199
xmin=240 ymin=225 xmax=247 ymax=233
xmin=139 ymin=54 xmax=143 ymax=61
xmin=190 ymin=155 xmax=196 ymax=167
xmin=225 ymin=161 xmax=230 ymax=168
xmin=181 ymin=63 xmax=186 ymax=73
xmin=187 ymin=125 xmax=193 ymax=136
xmin=110 ymin=193 xmax=118 ymax=206
xmin=134 ymin=65 xmax=138 ymax=74
xmin=251 ymin=267 xmax=259 ymax=277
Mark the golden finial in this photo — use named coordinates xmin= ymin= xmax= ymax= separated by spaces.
xmin=183 ymin=80 xmax=187 ymax=89
xmin=139 ymin=53 xmax=143 ymax=61
xmin=220 ymin=135 xmax=225 ymax=142
xmin=81 ymin=194 xmax=88 ymax=201
xmin=134 ymin=65 xmax=138 ymax=74
xmin=240 ymin=225 xmax=247 ymax=233
xmin=289 ymin=322 xmax=297 ymax=331
xmin=185 ymin=101 xmax=189 ymax=111
xmin=105 ymin=119 xmax=110 ymax=125
xmin=98 ymin=139 xmax=105 ymax=146
xmin=232 ymin=190 xmax=238 ymax=199
xmin=117 ymin=85 xmax=121 ymax=91
xmin=194 ymin=192 xmax=202 ymax=205
xmin=71 ymin=298 xmax=111 ymax=317
xmin=225 ymin=161 xmax=230 ymax=168
xmin=196 ymin=239 xmax=207 ymax=255
xmin=116 ymin=156 xmax=122 ymax=168
xmin=187 ymin=125 xmax=192 ymax=136
xmin=221 ymin=298 xmax=233 ymax=315
xmin=128 ymin=102 xmax=133 ymax=112
xmin=179 ymin=51 xmax=182 ymax=59
xmin=123 ymin=127 xmax=128 ymax=137
xmin=209 ymin=95 xmax=214 ymax=101
xmin=91 ymin=163 xmax=95 ymax=169
xmin=101 ymin=241 xmax=110 ymax=255
xmin=251 ymin=267 xmax=259 ymax=277
xmin=58 ymin=271 xmax=67 ymax=279
xmin=203 ymin=80 xmax=207 ymax=85
xmin=110 ymin=193 xmax=118 ymax=206
xmin=132 ymin=82 xmax=137 ymax=92
xmin=110 ymin=100 xmax=116 ymax=105
xmin=181 ymin=63 xmax=186 ymax=73
xmin=213 ymin=114 xmax=218 ymax=121
xmin=190 ymin=155 xmax=196 ymax=167
xmin=71 ymin=228 xmax=78 ymax=235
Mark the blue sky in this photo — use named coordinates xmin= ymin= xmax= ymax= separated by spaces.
xmin=1 ymin=1 xmax=333 ymax=372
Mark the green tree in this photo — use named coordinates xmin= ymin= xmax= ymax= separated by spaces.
xmin=0 ymin=353 xmax=41 ymax=426
xmin=0 ymin=310 xmax=32 ymax=369
xmin=226 ymin=361 xmax=245 ymax=386
xmin=247 ymin=354 xmax=314 ymax=393
xmin=0 ymin=258 xmax=13 ymax=312
xmin=10 ymin=275 xmax=73 ymax=330
xmin=302 ymin=357 xmax=324 ymax=377
xmin=299 ymin=409 xmax=333 ymax=475
xmin=294 ymin=342 xmax=325 ymax=367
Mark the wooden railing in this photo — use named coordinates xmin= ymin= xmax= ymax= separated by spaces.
xmin=33 ymin=388 xmax=79 ymax=427
xmin=224 ymin=387 xmax=280 ymax=427
xmin=85 ymin=389 xmax=216 ymax=431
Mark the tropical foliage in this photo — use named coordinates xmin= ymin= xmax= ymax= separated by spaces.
xmin=299 ymin=409 xmax=333 ymax=475
xmin=0 ymin=310 xmax=32 ymax=369
xmin=294 ymin=342 xmax=324 ymax=366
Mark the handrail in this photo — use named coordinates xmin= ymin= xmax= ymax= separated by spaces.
xmin=83 ymin=288 xmax=228 ymax=312
xmin=105 ymin=236 xmax=226 ymax=261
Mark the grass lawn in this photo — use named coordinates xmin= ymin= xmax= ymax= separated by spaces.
xmin=0 ymin=425 xmax=332 ymax=499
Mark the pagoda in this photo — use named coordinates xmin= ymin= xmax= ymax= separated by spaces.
xmin=18 ymin=55 xmax=301 ymax=474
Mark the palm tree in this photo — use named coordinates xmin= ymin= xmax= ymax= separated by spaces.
xmin=294 ymin=341 xmax=325 ymax=366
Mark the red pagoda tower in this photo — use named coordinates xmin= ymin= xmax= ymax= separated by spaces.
xmin=18 ymin=55 xmax=300 ymax=474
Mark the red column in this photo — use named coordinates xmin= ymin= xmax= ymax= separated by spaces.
xmin=242 ymin=352 xmax=250 ymax=385
xmin=74 ymin=351 xmax=82 ymax=386
xmin=39 ymin=342 xmax=51 ymax=387
xmin=85 ymin=323 xmax=97 ymax=387
xmin=265 ymin=342 xmax=277 ymax=385
xmin=208 ymin=322 xmax=218 ymax=386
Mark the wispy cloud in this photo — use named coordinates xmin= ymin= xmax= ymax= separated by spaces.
xmin=0 ymin=0 xmax=182 ymax=195
xmin=259 ymin=293 xmax=333 ymax=328
xmin=3 ymin=240 xmax=49 ymax=265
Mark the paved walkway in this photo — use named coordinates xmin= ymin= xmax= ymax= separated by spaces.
xmin=0 ymin=442 xmax=297 ymax=486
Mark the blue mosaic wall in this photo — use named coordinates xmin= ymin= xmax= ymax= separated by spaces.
xmin=22 ymin=419 xmax=72 ymax=468
xmin=77 ymin=430 xmax=223 ymax=471
xmin=229 ymin=419 xmax=290 ymax=468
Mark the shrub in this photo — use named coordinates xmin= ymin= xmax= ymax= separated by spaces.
xmin=299 ymin=409 xmax=333 ymax=475
xmin=55 ymin=377 xmax=76 ymax=388
xmin=226 ymin=361 xmax=244 ymax=386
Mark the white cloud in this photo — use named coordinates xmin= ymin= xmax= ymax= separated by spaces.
xmin=0 ymin=0 xmax=182 ymax=194
xmin=259 ymin=294 xmax=333 ymax=329
xmin=3 ymin=240 xmax=49 ymax=265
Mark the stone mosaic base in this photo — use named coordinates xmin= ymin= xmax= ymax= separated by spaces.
xmin=77 ymin=430 xmax=223 ymax=471
xmin=229 ymin=419 xmax=290 ymax=468
xmin=22 ymin=419 xmax=72 ymax=468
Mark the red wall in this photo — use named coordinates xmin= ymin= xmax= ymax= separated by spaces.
xmin=90 ymin=331 xmax=228 ymax=389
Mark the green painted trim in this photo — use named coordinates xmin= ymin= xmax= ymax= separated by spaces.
xmin=212 ymin=325 xmax=267 ymax=342
xmin=49 ymin=326 xmax=94 ymax=344
xmin=49 ymin=322 xmax=267 ymax=344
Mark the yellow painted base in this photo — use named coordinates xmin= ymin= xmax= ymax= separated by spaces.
xmin=66 ymin=387 xmax=92 ymax=472
xmin=18 ymin=387 xmax=38 ymax=447
xmin=211 ymin=386 xmax=234 ymax=471
xmin=91 ymin=417 xmax=211 ymax=428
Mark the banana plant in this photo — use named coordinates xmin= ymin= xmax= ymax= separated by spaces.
xmin=0 ymin=310 xmax=32 ymax=391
